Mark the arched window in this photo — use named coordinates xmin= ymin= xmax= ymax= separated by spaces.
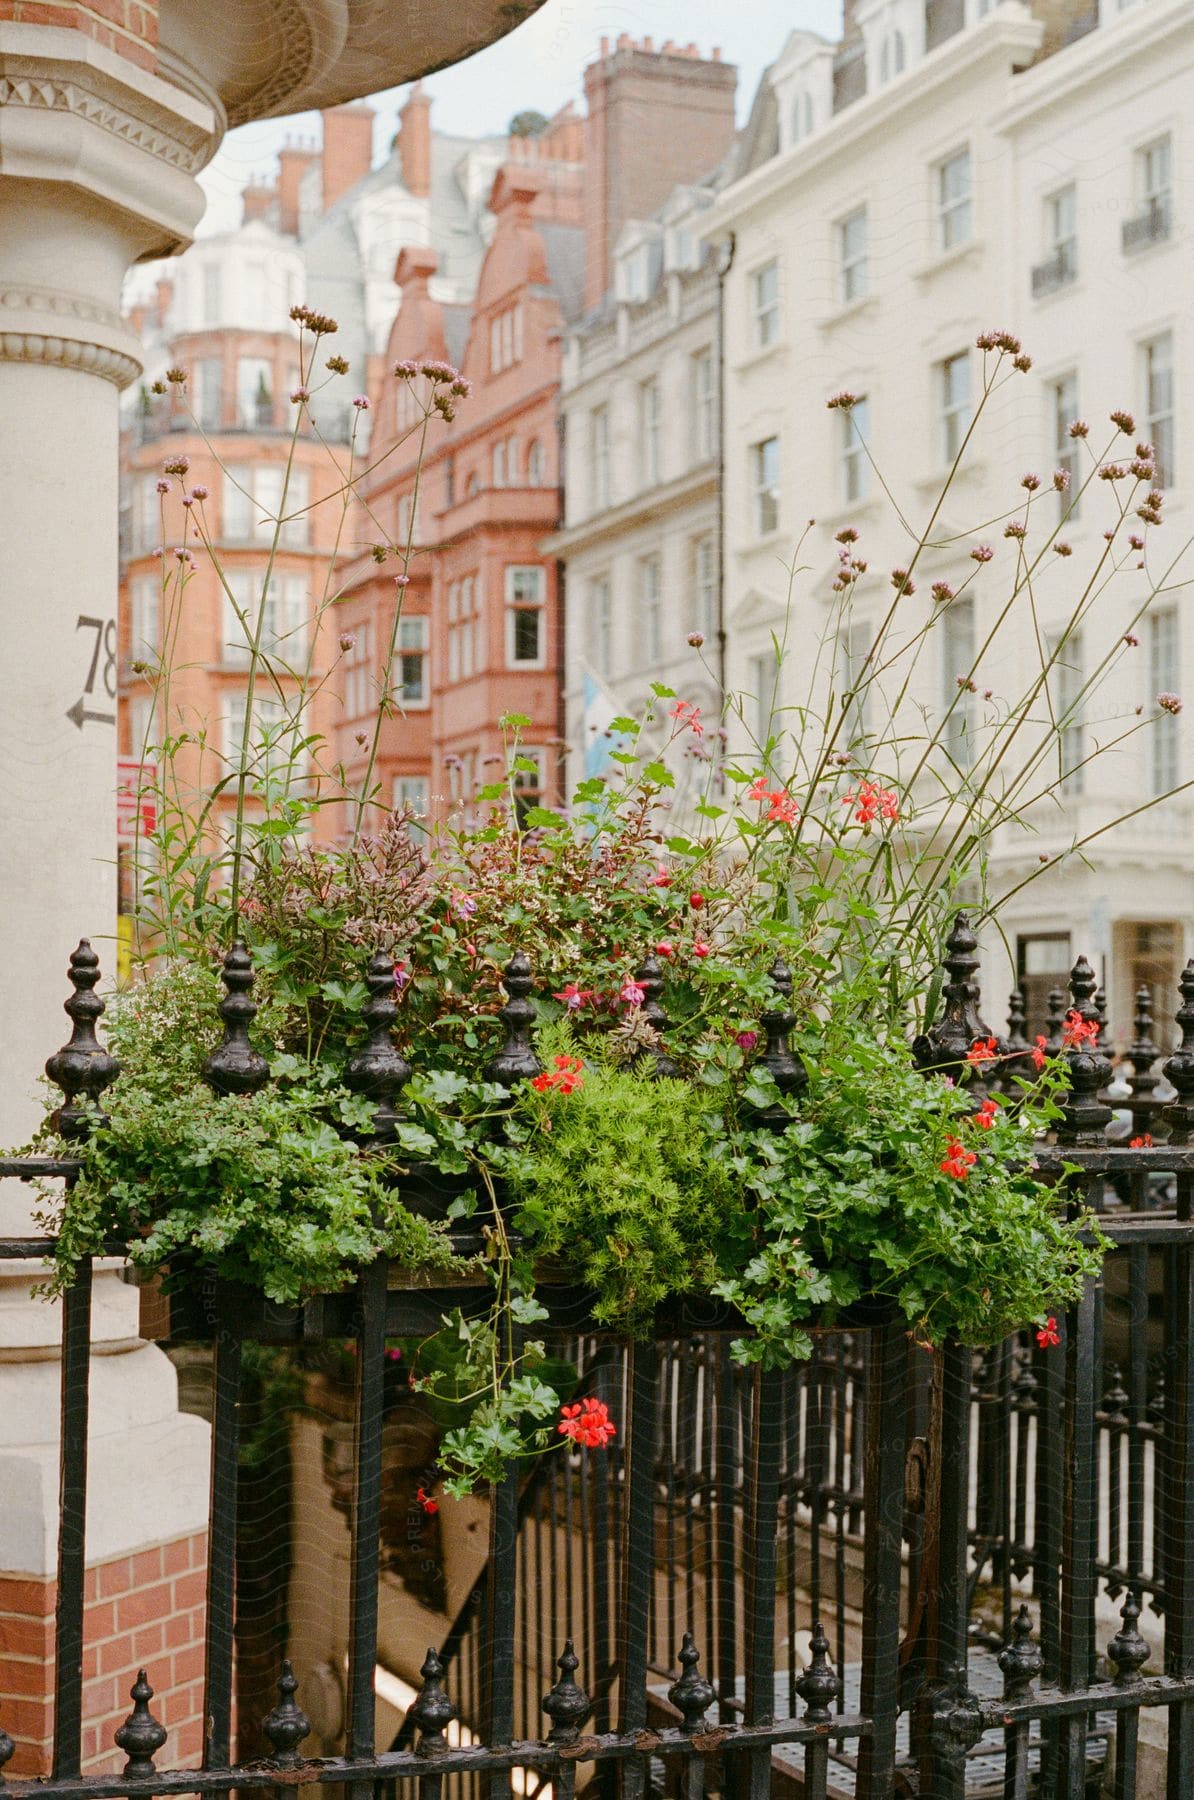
xmin=526 ymin=439 xmax=546 ymax=486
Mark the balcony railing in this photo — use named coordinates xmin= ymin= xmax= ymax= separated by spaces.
xmin=1030 ymin=239 xmax=1078 ymax=298
xmin=1122 ymin=196 xmax=1172 ymax=254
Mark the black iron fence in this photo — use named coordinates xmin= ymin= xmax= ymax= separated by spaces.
xmin=2 ymin=924 xmax=1194 ymax=1797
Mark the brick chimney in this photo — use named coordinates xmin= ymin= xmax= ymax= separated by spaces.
xmin=582 ymin=38 xmax=737 ymax=312
xmin=241 ymin=180 xmax=276 ymax=225
xmin=277 ymin=143 xmax=317 ymax=236
xmin=321 ymin=104 xmax=375 ymax=213
xmin=397 ymin=82 xmax=432 ymax=198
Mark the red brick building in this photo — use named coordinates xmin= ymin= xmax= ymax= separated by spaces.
xmin=333 ymin=119 xmax=585 ymax=824
xmin=333 ymin=41 xmax=736 ymax=826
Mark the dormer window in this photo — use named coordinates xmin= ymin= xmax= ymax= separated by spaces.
xmin=878 ymin=31 xmax=906 ymax=83
xmin=790 ymin=91 xmax=814 ymax=145
xmin=616 ymin=245 xmax=651 ymax=304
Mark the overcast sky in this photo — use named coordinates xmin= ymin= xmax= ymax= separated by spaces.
xmin=197 ymin=0 xmax=843 ymax=234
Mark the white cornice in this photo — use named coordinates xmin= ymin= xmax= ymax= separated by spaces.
xmin=700 ymin=8 xmax=1044 ymax=238
xmin=991 ymin=0 xmax=1194 ymax=134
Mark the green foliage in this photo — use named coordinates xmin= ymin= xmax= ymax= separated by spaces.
xmin=717 ymin=1009 xmax=1104 ymax=1367
xmin=501 ymin=1028 xmax=749 ymax=1334
xmin=34 ymin=965 xmax=454 ymax=1304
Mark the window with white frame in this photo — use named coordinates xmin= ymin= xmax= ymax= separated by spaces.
xmin=590 ymin=574 xmax=612 ymax=677
xmin=1150 ymin=609 xmax=1180 ymax=792
xmin=790 ymin=90 xmax=814 ymax=146
xmin=1138 ymin=136 xmax=1172 ymax=221
xmin=130 ymin=576 xmax=160 ymax=660
xmin=396 ymin=490 xmax=421 ymax=546
xmin=202 ymin=263 xmax=222 ymax=325
xmin=223 ymin=466 xmax=310 ymax=546
xmin=342 ymin=622 xmax=373 ymax=718
xmin=505 ymin=565 xmax=546 ymax=667
xmin=1143 ymin=331 xmax=1175 ymax=488
xmin=838 ymin=207 xmax=868 ymax=305
xmin=223 ymin=692 xmax=288 ymax=781
xmin=236 ymin=356 xmax=273 ymax=428
xmin=128 ymin=692 xmax=155 ymax=758
xmin=841 ymin=397 xmax=870 ymax=504
xmin=878 ymin=31 xmax=905 ymax=84
xmin=394 ymin=615 xmax=429 ymax=706
xmin=1052 ymin=629 xmax=1085 ymax=794
xmin=693 ymin=535 xmax=717 ymax=640
xmin=692 ymin=348 xmax=715 ymax=461
xmin=133 ymin=474 xmax=161 ymax=553
xmin=940 ymin=352 xmax=972 ymax=464
xmin=193 ymin=358 xmax=222 ymax=429
xmin=1045 ymin=184 xmax=1077 ymax=278
xmin=526 ymin=439 xmax=546 ymax=487
xmin=448 ymin=575 xmax=479 ymax=681
xmin=511 ymin=746 xmax=545 ymax=825
xmin=941 ymin=594 xmax=976 ymax=768
xmin=392 ymin=774 xmax=429 ymax=825
xmin=489 ymin=304 xmax=524 ymax=374
xmin=590 ymin=406 xmax=611 ymax=511
xmin=221 ymin=571 xmax=309 ymax=666
xmin=842 ymin=620 xmax=872 ymax=751
xmin=492 ymin=436 xmax=518 ymax=488
xmin=1053 ymin=371 xmax=1081 ymax=520
xmin=749 ymin=647 xmax=779 ymax=749
xmin=752 ymin=437 xmax=780 ymax=536
xmin=640 ymin=379 xmax=662 ymax=487
xmin=639 ymin=555 xmax=662 ymax=662
xmin=753 ymin=261 xmax=780 ymax=347
xmin=935 ymin=149 xmax=972 ymax=252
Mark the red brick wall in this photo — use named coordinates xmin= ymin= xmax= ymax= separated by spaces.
xmin=0 ymin=0 xmax=158 ymax=71
xmin=0 ymin=1531 xmax=207 ymax=1778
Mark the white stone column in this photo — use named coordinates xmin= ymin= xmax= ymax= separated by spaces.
xmin=0 ymin=37 xmax=219 ymax=1775
xmin=0 ymin=26 xmax=218 ymax=1207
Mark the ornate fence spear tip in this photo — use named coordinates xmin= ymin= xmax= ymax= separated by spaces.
xmin=409 ymin=1647 xmax=455 ymax=1754
xmin=486 ymin=949 xmax=540 ymax=1087
xmin=752 ymin=952 xmax=807 ymax=1122
xmin=912 ymin=913 xmax=997 ymax=1094
xmin=1043 ymin=986 xmax=1068 ymax=1057
xmin=113 ymin=1671 xmax=167 ymax=1778
xmin=635 ymin=952 xmax=678 ymax=1079
xmin=668 ymin=1633 xmax=715 ymax=1735
xmin=344 ymin=948 xmax=411 ymax=1142
xmin=1056 ymin=955 xmax=1112 ymax=1145
xmin=1163 ymin=960 xmax=1194 ymax=1142
xmin=543 ymin=1640 xmax=592 ymax=1742
xmin=997 ymin=1604 xmax=1042 ymax=1698
xmin=262 ymin=1660 xmax=312 ymax=1767
xmin=795 ymin=1621 xmax=839 ymax=1722
xmin=202 ymin=940 xmax=270 ymax=1097
xmin=1107 ymin=1591 xmax=1151 ymax=1686
xmin=1005 ymin=987 xmax=1030 ymax=1055
xmin=44 ymin=938 xmax=120 ymax=1139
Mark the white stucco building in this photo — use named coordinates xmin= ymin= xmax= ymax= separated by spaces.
xmin=690 ymin=0 xmax=1192 ymax=1040
xmin=549 ymin=184 xmax=725 ymax=806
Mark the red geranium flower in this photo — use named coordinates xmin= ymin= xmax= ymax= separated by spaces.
xmin=558 ymin=1397 xmax=617 ymax=1449
xmin=967 ymin=1037 xmax=999 ymax=1070
xmin=532 ymin=1054 xmax=586 ymax=1096
xmin=1035 ymin=1317 xmax=1060 ymax=1349
xmin=974 ymin=1096 xmax=1000 ymax=1130
xmin=940 ymin=1137 xmax=977 ymax=1179
xmin=1130 ymin=1134 xmax=1153 ymax=1149
xmin=1061 ymin=1011 xmax=1099 ymax=1049
xmin=416 ymin=1485 xmax=439 ymax=1515
xmin=1031 ymin=1034 xmax=1048 ymax=1070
